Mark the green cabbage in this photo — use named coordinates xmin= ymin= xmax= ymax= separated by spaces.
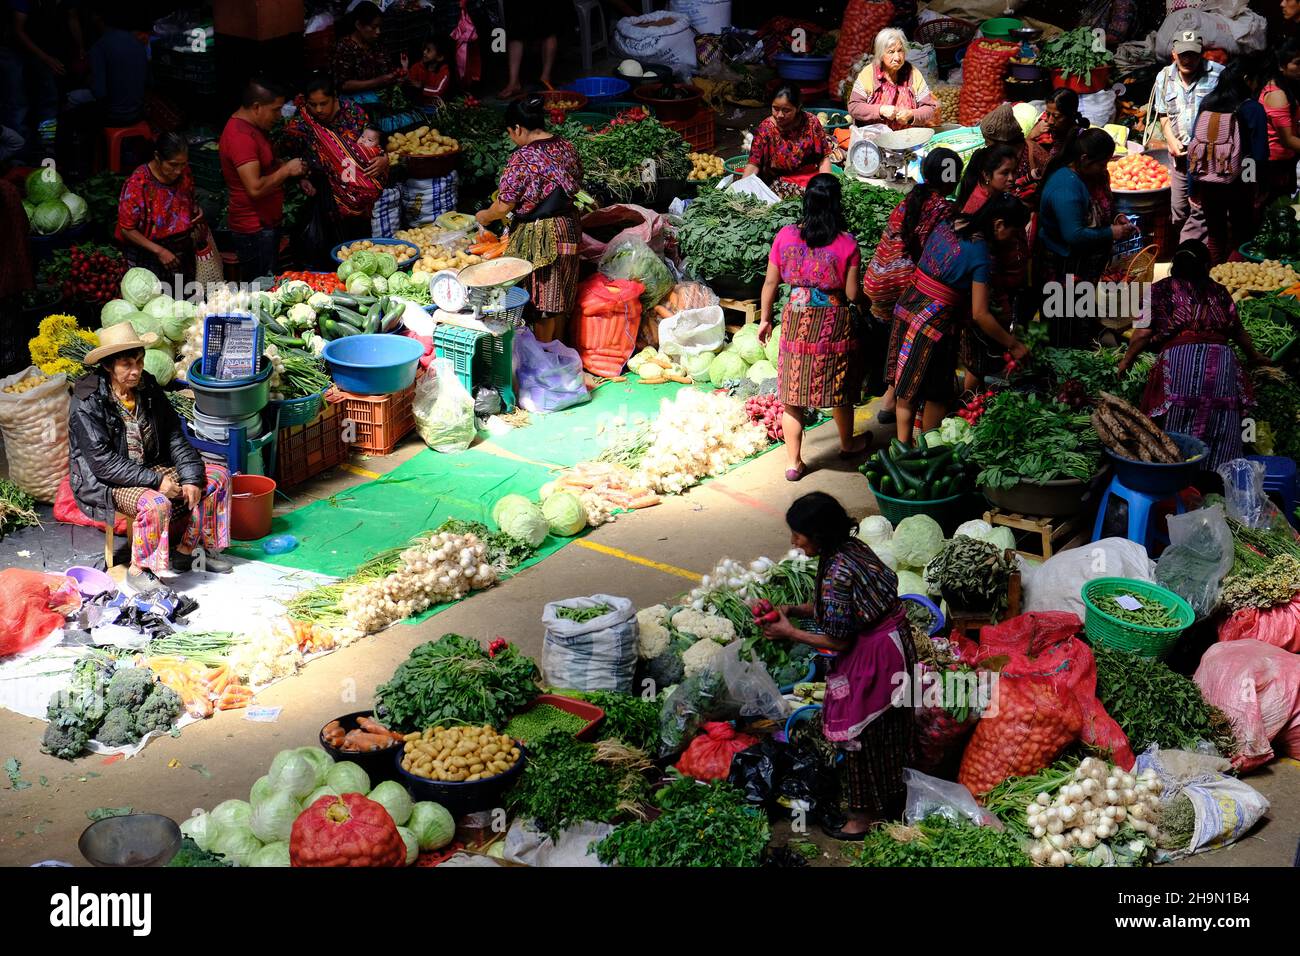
xmin=371 ymin=275 xmax=389 ymax=295
xmin=374 ymin=251 xmax=398 ymax=277
xmin=746 ymin=360 xmax=776 ymax=383
xmin=25 ymin=167 xmax=65 ymax=203
xmin=733 ymin=327 xmax=766 ymax=364
xmin=325 ymin=760 xmax=370 ymax=795
xmin=22 ymin=199 xmax=34 ymax=221
xmin=368 ymin=780 xmax=413 ymax=826
xmin=209 ymin=799 xmax=253 ymax=832
xmin=347 ymin=273 xmax=373 ymax=296
xmin=407 ymin=802 xmax=455 ymax=850
xmin=60 ymin=191 xmax=88 ymax=226
xmin=249 ymin=789 xmax=300 ymax=844
xmin=497 ymin=498 xmax=549 ymax=548
xmin=294 ymin=746 xmax=334 ymax=786
xmin=268 ymin=750 xmax=318 ymax=798
xmin=160 ymin=310 xmax=193 ymax=343
xmin=121 ymin=267 xmax=161 ymax=307
xmin=211 ymin=826 xmax=261 ymax=867
xmin=143 ymin=295 xmax=177 ymax=320
xmin=249 ymin=842 xmax=291 ymax=867
xmin=386 ymin=271 xmax=410 ymax=293
xmin=249 ymin=775 xmax=275 ymax=807
xmin=708 ymin=350 xmax=748 ymax=385
xmin=892 ymin=514 xmax=945 ymax=570
xmin=896 ymin=569 xmax=929 ymax=598
xmin=179 ymin=812 xmax=223 ymax=852
xmin=684 ymin=351 xmax=715 ymax=381
xmin=396 ymin=826 xmax=419 ymax=865
xmin=143 ymin=348 xmax=174 ymax=385
xmin=30 ymin=199 xmax=70 ymax=235
xmin=337 ymin=259 xmax=356 ymax=282
xmin=128 ymin=313 xmax=163 ymax=339
xmin=304 ymin=785 xmax=340 ymax=808
xmin=765 ymin=325 xmax=781 ymax=364
xmin=858 ymin=515 xmax=893 ymax=548
xmin=542 ymin=492 xmax=586 ymax=536
xmin=350 ymin=250 xmax=378 ymax=276
xmin=492 ymin=494 xmax=533 ymax=526
xmin=101 ymin=299 xmax=138 ymax=327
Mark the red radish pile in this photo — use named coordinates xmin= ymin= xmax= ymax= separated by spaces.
xmin=956 ymin=388 xmax=997 ymax=425
xmin=752 ymin=599 xmax=780 ymax=625
xmin=745 ymin=393 xmax=784 ymax=442
xmin=64 ymin=245 xmax=128 ymax=306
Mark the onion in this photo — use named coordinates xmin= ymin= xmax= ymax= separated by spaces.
xmin=1077 ymin=830 xmax=1097 ymax=849
xmin=1106 ymin=775 xmax=1119 ymax=790
xmin=1082 ymin=779 xmax=1099 ymax=796
xmin=1048 ymin=833 xmax=1067 ymax=850
xmin=1104 ymin=789 xmax=1120 ymax=805
xmin=1121 ymin=788 xmax=1137 ymax=806
xmin=1113 ymin=806 xmax=1127 ymax=822
xmin=1035 ymin=792 xmax=1051 ymax=807
xmin=1129 ymin=804 xmax=1146 ymax=821
xmin=1059 ymin=805 xmax=1077 ymax=824
xmin=1050 ymin=850 xmax=1070 ymax=867
xmin=1032 ymin=824 xmax=1046 ymax=839
xmin=1030 ymin=844 xmax=1047 ymax=864
xmin=1047 ymin=819 xmax=1064 ymax=835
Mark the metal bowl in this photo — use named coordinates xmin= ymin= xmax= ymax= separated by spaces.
xmin=79 ymin=814 xmax=181 ymax=867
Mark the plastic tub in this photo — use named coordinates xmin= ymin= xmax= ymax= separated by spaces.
xmin=632 ymin=83 xmax=703 ymax=121
xmin=329 ymin=237 xmax=420 ymax=267
xmin=319 ymin=711 xmax=404 ymax=786
xmin=321 ymin=334 xmax=424 ymax=395
xmin=983 ymin=471 xmax=1107 ymax=518
xmin=565 ymin=76 xmax=630 ymax=103
xmin=508 ymin=694 xmax=606 ymax=743
xmin=1104 ymin=431 xmax=1207 ymax=496
xmin=1081 ymin=577 xmax=1194 ymax=660
xmin=230 ymin=474 xmax=276 ymax=540
xmin=773 ymin=53 xmax=832 ymax=81
xmin=394 ymin=742 xmax=527 ymax=819
xmin=866 ymin=481 xmax=975 ymax=534
xmin=65 ymin=565 xmax=116 ymax=598
xmin=980 ymin=17 xmax=1023 ymax=38
xmin=1051 ymin=65 xmax=1112 ymax=95
xmin=79 ymin=813 xmax=181 ymax=867
xmin=186 ymin=360 xmax=272 ymax=419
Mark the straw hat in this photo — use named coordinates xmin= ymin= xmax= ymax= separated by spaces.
xmin=85 ymin=322 xmax=159 ymax=365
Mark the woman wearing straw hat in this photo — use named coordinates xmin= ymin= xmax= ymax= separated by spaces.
xmin=68 ymin=323 xmax=234 ymax=592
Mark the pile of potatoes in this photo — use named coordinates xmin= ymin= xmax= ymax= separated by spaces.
xmin=1210 ymin=260 xmax=1299 ymax=300
xmin=688 ymin=152 xmax=725 ymax=181
xmin=933 ymin=86 xmax=960 ymax=125
xmin=401 ymin=724 xmax=522 ymax=782
xmin=2 ymin=372 xmax=47 ymax=394
xmin=394 ymin=224 xmax=483 ymax=273
xmin=386 ymin=126 xmax=460 ymax=163
xmin=337 ymin=238 xmax=419 ymax=261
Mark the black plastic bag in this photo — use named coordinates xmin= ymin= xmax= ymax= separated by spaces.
xmin=728 ymin=736 xmax=837 ymax=821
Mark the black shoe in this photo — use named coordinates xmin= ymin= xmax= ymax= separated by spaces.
xmin=171 ymin=551 xmax=234 ymax=574
xmin=125 ymin=566 xmax=163 ymax=593
xmin=875 ymin=407 xmax=896 ymax=425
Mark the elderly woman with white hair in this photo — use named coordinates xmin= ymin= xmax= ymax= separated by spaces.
xmin=847 ymin=28 xmax=939 ymax=130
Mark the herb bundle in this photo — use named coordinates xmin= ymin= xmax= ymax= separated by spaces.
xmin=0 ymin=478 xmax=40 ymax=539
xmin=851 ymin=815 xmax=1032 ymax=867
xmin=969 ymin=391 xmax=1101 ymax=489
xmin=840 ymin=180 xmax=903 ymax=262
xmin=1219 ymin=554 xmax=1300 ymax=611
xmin=557 ymin=690 xmax=661 ymax=753
xmin=980 ymin=758 xmax=1082 ymax=838
xmin=509 ymin=730 xmax=651 ymax=837
xmin=677 ymin=191 xmax=802 ymax=285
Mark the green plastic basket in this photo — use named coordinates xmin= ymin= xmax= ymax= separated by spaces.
xmin=866 ymin=480 xmax=974 ymax=533
xmin=1081 ymin=577 xmax=1194 ymax=660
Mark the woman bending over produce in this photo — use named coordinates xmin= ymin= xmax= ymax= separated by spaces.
xmin=1118 ymin=240 xmax=1269 ymax=472
xmin=758 ymin=174 xmax=869 ymax=482
xmin=760 ymin=492 xmax=914 ymax=839
xmin=476 ymin=95 xmax=584 ymax=343
xmin=847 ymin=28 xmax=939 ymax=131
xmin=743 ymin=84 xmax=832 ymax=195
xmin=68 ymin=324 xmax=233 ymax=593
xmin=1026 ymin=89 xmax=1088 ymax=185
xmin=889 ymin=195 xmax=1032 ymax=445
xmin=864 ymin=148 xmax=958 ymax=424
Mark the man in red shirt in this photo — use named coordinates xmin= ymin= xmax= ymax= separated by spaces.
xmin=219 ymin=77 xmax=306 ymax=280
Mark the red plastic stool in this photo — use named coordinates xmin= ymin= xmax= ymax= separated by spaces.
xmin=102 ymin=121 xmax=154 ymax=173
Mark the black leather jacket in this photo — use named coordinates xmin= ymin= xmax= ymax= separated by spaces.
xmin=68 ymin=371 xmax=204 ymax=524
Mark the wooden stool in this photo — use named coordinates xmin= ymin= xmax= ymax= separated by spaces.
xmin=102 ymin=121 xmax=154 ymax=174
xmin=718 ymin=296 xmax=758 ymax=332
xmin=104 ymin=512 xmax=130 ymax=569
xmin=984 ymin=508 xmax=1088 ymax=561
xmin=943 ymin=557 xmax=1022 ymax=639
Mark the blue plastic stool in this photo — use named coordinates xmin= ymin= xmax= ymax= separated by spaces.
xmin=1092 ymin=474 xmax=1186 ymax=553
xmin=1246 ymin=455 xmax=1298 ymax=525
xmin=181 ymin=405 xmax=280 ymax=476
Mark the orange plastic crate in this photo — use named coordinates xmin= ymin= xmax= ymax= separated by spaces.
xmin=662 ymin=107 xmax=716 ymax=152
xmin=275 ymin=398 xmax=349 ymax=488
xmin=329 ymin=383 xmax=416 ymax=456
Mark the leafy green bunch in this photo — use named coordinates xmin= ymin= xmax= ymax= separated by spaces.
xmin=677 ymin=190 xmax=802 ymax=285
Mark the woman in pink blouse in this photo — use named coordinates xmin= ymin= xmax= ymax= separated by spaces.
xmin=758 ymin=174 xmax=870 ymax=481
xmin=848 ymin=28 xmax=939 ymax=130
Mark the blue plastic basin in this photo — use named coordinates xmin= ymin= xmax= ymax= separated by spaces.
xmin=322 ymin=334 xmax=424 ymax=395
xmin=1105 ymin=431 xmax=1208 ymax=496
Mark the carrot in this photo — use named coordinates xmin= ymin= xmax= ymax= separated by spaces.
xmin=628 ymin=494 xmax=662 ymax=509
xmin=342 ymin=731 xmax=395 ymax=752
xmin=357 ymin=716 xmax=393 ymax=737
xmin=654 ymin=305 xmax=672 ymax=319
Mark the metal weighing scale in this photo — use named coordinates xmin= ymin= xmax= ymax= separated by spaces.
xmin=429 ymin=256 xmax=534 ymax=334
xmin=846 ymin=127 xmax=935 ymax=184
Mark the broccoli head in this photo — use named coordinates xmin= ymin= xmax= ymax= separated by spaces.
xmin=106 ymin=667 xmax=155 ymax=711
xmin=134 ymin=684 xmax=183 ymax=736
xmin=41 ymin=719 xmax=91 ymax=760
xmin=96 ymin=706 xmax=142 ymax=747
xmin=643 ymin=647 xmax=685 ymax=690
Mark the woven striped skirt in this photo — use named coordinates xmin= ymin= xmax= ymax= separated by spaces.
xmin=778 ymin=301 xmax=864 ymax=408
xmin=890 ymin=284 xmax=960 ymax=404
xmin=840 ymin=704 xmax=915 ymax=817
xmin=523 ymin=214 xmax=580 ymax=317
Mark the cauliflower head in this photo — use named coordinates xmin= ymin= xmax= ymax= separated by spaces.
xmin=671 ymin=608 xmax=736 ymax=644
xmin=636 ymin=607 xmax=672 ymax=660
xmin=682 ymin=637 xmax=725 ymax=678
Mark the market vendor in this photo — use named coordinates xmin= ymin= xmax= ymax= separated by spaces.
xmin=1026 ymin=89 xmax=1088 ymax=182
xmin=1118 ymin=240 xmax=1269 ymax=472
xmin=889 ymin=194 xmax=1032 ymax=444
xmin=116 ymin=132 xmax=205 ymax=286
xmin=760 ymin=491 xmax=915 ymax=839
xmin=279 ymin=73 xmax=389 ymax=250
xmin=742 ymin=84 xmax=832 ymax=195
xmin=1036 ymin=128 xmax=1138 ymax=347
xmin=333 ymin=1 xmax=400 ymax=95
xmin=865 ymin=148 xmax=958 ymax=425
xmin=1260 ymin=39 xmax=1300 ymax=204
xmin=847 ymin=28 xmax=938 ymax=131
xmin=978 ymin=103 xmax=1036 ymax=205
xmin=68 ymin=324 xmax=234 ymax=593
xmin=475 ymin=95 xmax=583 ymax=344
xmin=757 ymin=173 xmax=870 ymax=482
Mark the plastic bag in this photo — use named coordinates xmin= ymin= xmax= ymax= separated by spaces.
xmin=1218 ymin=458 xmax=1276 ymax=528
xmin=571 ymin=276 xmax=643 ymax=378
xmin=579 ymin=204 xmax=668 ymax=260
xmin=514 ymin=328 xmax=590 ymax=414
xmin=413 ymin=358 xmax=476 ymax=453
xmin=913 ymin=673 xmax=979 ymax=774
xmin=1194 ymin=639 xmax=1300 ymax=771
xmin=541 ymin=594 xmax=638 ymax=693
xmin=1135 ymin=745 xmax=1269 ymax=861
xmin=1155 ymin=505 xmax=1233 ymax=617
xmin=903 ymin=768 xmax=1002 ymax=829
xmin=658 ymin=306 xmax=725 ymax=360
xmin=727 ymin=174 xmax=780 ymax=205
xmin=1019 ymin=537 xmax=1155 ymax=618
xmin=501 ymin=819 xmax=614 ymax=867
xmin=1217 ymin=597 xmax=1300 ymax=652
xmin=599 ymin=238 xmax=674 ymax=310
xmin=727 ymin=736 xmax=836 ymax=818
xmin=1079 ymin=88 xmax=1117 ymax=127
xmin=659 ymin=641 xmax=790 ymax=755
xmin=674 ymin=721 xmax=759 ymax=781
xmin=0 ymin=569 xmax=77 ymax=657
xmin=0 ymin=366 xmax=70 ymax=502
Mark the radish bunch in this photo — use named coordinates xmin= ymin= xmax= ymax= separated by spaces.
xmin=955 ymin=389 xmax=996 ymax=425
xmin=745 ymin=393 xmax=784 ymax=442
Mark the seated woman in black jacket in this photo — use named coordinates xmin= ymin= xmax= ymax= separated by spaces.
xmin=69 ymin=324 xmax=234 ymax=591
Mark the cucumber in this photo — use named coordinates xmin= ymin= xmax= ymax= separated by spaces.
xmin=888 ymin=438 xmax=912 ymax=460
xmin=897 ymin=457 xmax=930 ymax=474
xmin=922 ymin=448 xmax=954 ymax=484
xmin=902 ymin=488 xmax=918 ymax=501
xmin=320 ymin=317 xmax=359 ymax=338
xmin=332 ymin=305 xmax=369 ymax=328
xmin=880 ymin=449 xmax=920 ymax=491
xmin=363 ymin=309 xmax=380 ymax=334
xmin=330 ymin=293 xmax=361 ymax=308
xmin=254 ymin=305 xmax=289 ymax=335
xmin=880 ymin=474 xmax=896 ymax=495
xmin=863 ymin=469 xmax=882 ymax=487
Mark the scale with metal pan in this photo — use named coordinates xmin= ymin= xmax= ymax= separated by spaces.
xmin=846 ymin=127 xmax=934 ymax=183
xmin=429 ymin=256 xmax=534 ymax=334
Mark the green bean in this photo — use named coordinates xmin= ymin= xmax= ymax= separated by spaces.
xmin=1094 ymin=593 xmax=1179 ymax=629
xmin=556 ymin=603 xmax=613 ymax=622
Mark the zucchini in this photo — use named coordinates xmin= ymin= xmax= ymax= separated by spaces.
xmin=363 ymin=309 xmax=380 ymax=334
xmin=254 ymin=305 xmax=289 ymax=336
xmin=931 ymin=476 xmax=951 ymax=499
xmin=888 ymin=438 xmax=912 ymax=460
xmin=330 ymin=293 xmax=360 ymax=308
xmin=902 ymin=488 xmax=918 ymax=501
xmin=897 ymin=457 xmax=930 ymax=474
xmin=863 ymin=469 xmax=882 ymax=487
xmin=881 ymin=450 xmax=922 ymax=491
xmin=332 ymin=305 xmax=369 ymax=328
xmin=320 ymin=317 xmax=359 ymax=338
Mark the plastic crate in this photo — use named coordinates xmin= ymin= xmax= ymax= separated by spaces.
xmin=1081 ymin=578 xmax=1194 ymax=660
xmin=589 ymin=99 xmax=650 ymax=119
xmin=331 ymin=382 xmax=416 ymax=456
xmin=661 ymin=106 xmax=716 ymax=152
xmin=432 ymin=325 xmax=515 ymax=411
xmin=275 ymin=398 xmax=349 ymax=488
xmin=188 ymin=139 xmax=223 ymax=194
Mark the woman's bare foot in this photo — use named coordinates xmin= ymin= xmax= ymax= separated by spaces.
xmin=497 ymin=84 xmax=523 ymax=99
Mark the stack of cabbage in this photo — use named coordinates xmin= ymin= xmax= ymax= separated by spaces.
xmin=336 ymin=248 xmax=414 ymax=298
xmin=22 ymin=168 xmax=88 ymax=236
xmin=859 ymin=513 xmax=1016 ymax=601
xmin=99 ymin=268 xmax=198 ymax=385
xmin=180 ymin=746 xmax=456 ymax=867
xmin=705 ymin=324 xmax=780 ymax=387
xmin=494 ymin=492 xmax=587 ymax=543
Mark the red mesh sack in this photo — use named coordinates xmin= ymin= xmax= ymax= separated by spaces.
xmin=1195 ymin=639 xmax=1300 ymax=772
xmin=913 ymin=698 xmax=977 ymax=774
xmin=571 ymin=276 xmax=644 ymax=378
xmin=830 ymin=0 xmax=894 ymax=101
xmin=674 ymin=721 xmax=760 ymax=781
xmin=1218 ymin=600 xmax=1300 ymax=653
xmin=975 ymin=611 xmax=1135 ymax=770
xmin=958 ymin=39 xmax=1019 ymax=126
xmin=0 ymin=569 xmax=78 ymax=657
xmin=958 ymin=674 xmax=1083 ymax=798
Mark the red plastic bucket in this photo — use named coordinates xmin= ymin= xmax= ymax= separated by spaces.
xmin=230 ymin=474 xmax=276 ymax=541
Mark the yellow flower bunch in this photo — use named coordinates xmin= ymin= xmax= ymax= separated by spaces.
xmin=29 ymin=313 xmax=98 ymax=377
